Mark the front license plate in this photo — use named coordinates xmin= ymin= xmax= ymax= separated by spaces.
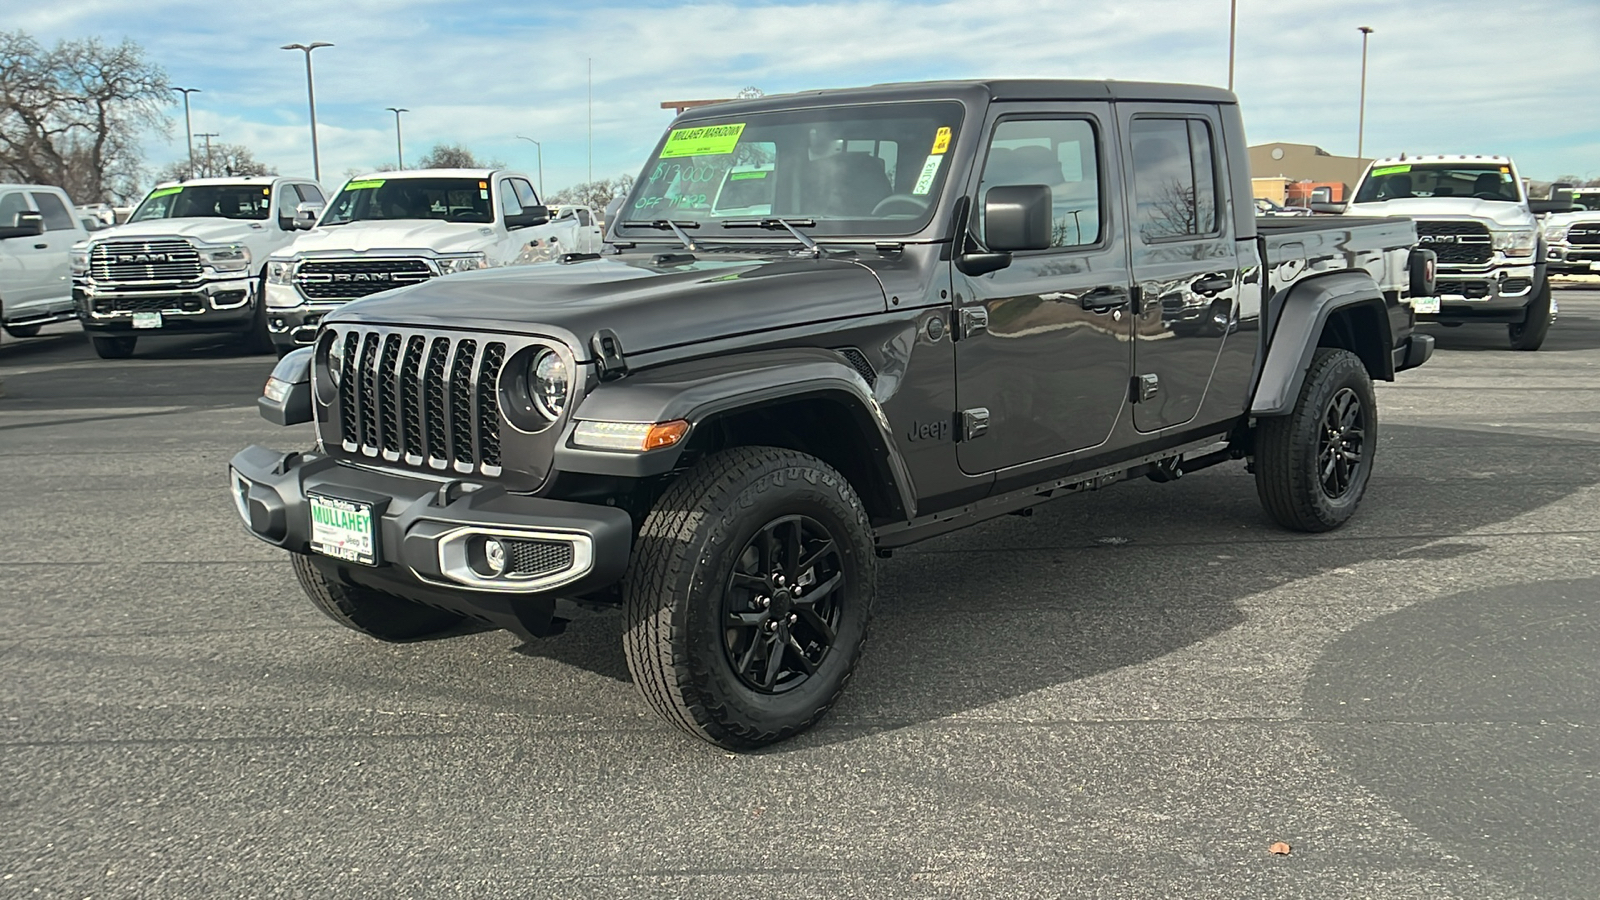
xmin=131 ymin=311 xmax=163 ymax=329
xmin=1411 ymin=296 xmax=1441 ymax=315
xmin=308 ymin=493 xmax=377 ymax=566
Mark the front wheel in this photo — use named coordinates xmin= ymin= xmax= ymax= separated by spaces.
xmin=240 ymin=274 xmax=275 ymax=354
xmin=91 ymin=335 xmax=137 ymax=359
xmin=1507 ymin=282 xmax=1554 ymax=351
xmin=291 ymin=553 xmax=464 ymax=641
xmin=623 ymin=446 xmax=876 ymax=750
xmin=1254 ymin=348 xmax=1377 ymax=532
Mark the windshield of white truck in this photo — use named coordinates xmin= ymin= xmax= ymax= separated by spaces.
xmin=1355 ymin=163 xmax=1523 ymax=204
xmin=321 ymin=177 xmax=494 ymax=225
xmin=617 ymin=101 xmax=963 ymax=238
xmin=128 ymin=184 xmax=272 ymax=222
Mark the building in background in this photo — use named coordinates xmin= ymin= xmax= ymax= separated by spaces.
xmin=1249 ymin=142 xmax=1371 ymax=205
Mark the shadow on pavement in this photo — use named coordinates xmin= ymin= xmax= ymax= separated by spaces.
xmin=503 ymin=423 xmax=1600 ymax=751
xmin=1305 ymin=576 xmax=1600 ymax=900
xmin=1420 ymin=292 xmax=1599 ymax=353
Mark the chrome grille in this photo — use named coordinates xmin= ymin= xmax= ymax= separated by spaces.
xmin=1569 ymin=225 xmax=1600 ymax=246
xmin=296 ymin=258 xmax=433 ymax=301
xmin=331 ymin=327 xmax=505 ymax=475
xmin=89 ymin=240 xmax=202 ymax=283
xmin=1415 ymin=220 xmax=1492 ymax=265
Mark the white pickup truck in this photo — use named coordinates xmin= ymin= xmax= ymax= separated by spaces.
xmin=1342 ymin=155 xmax=1571 ymax=350
xmin=71 ymin=175 xmax=327 ymax=359
xmin=263 ymin=169 xmax=601 ymax=356
xmin=1 ymin=184 xmax=89 ymax=340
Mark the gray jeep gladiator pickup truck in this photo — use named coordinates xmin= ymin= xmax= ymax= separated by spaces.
xmin=231 ymin=79 xmax=1435 ymax=749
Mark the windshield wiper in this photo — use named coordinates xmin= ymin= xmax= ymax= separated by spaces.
xmin=621 ymin=219 xmax=700 ymax=252
xmin=722 ymin=217 xmax=819 ymax=255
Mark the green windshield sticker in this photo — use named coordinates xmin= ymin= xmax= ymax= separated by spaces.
xmin=912 ymin=154 xmax=944 ymax=195
xmin=1370 ymin=165 xmax=1410 ymax=177
xmin=345 ymin=179 xmax=386 ymax=190
xmin=660 ymin=123 xmax=746 ymax=159
xmin=148 ymin=186 xmax=182 ymax=199
xmin=729 ymin=171 xmax=768 ymax=181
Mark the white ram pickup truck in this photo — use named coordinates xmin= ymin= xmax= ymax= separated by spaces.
xmin=1342 ymin=154 xmax=1571 ymax=351
xmin=263 ymin=169 xmax=601 ymax=356
xmin=71 ymin=175 xmax=326 ymax=359
xmin=1 ymin=184 xmax=89 ymax=340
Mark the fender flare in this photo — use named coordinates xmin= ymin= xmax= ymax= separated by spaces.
xmin=553 ymin=347 xmax=918 ymax=520
xmin=1251 ymin=270 xmax=1393 ymax=417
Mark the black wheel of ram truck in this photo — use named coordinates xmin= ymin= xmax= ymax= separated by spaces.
xmin=1254 ymin=347 xmax=1377 ymax=532
xmin=91 ymin=335 xmax=137 ymax=359
xmin=240 ymin=273 xmax=276 ymax=355
xmin=623 ymin=446 xmax=876 ymax=750
xmin=291 ymin=552 xmax=465 ymax=641
xmin=1507 ymin=281 xmax=1554 ymax=351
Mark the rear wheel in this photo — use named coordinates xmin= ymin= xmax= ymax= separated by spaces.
xmin=4 ymin=324 xmax=41 ymax=339
xmin=91 ymin=335 xmax=137 ymax=359
xmin=1507 ymin=282 xmax=1554 ymax=351
xmin=623 ymin=446 xmax=876 ymax=749
xmin=1254 ymin=348 xmax=1377 ymax=532
xmin=291 ymin=552 xmax=464 ymax=641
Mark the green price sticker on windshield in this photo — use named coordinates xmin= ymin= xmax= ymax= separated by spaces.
xmin=660 ymin=123 xmax=746 ymax=159
xmin=346 ymin=179 xmax=386 ymax=190
xmin=148 ymin=186 xmax=182 ymax=199
xmin=1370 ymin=165 xmax=1410 ymax=177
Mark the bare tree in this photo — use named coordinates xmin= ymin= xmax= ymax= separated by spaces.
xmin=152 ymin=142 xmax=272 ymax=182
xmin=0 ymin=31 xmax=170 ymax=203
xmin=414 ymin=143 xmax=504 ymax=169
xmin=547 ymin=174 xmax=635 ymax=211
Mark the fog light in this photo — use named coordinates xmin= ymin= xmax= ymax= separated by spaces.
xmin=484 ymin=538 xmax=506 ymax=575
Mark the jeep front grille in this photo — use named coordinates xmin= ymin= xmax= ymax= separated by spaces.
xmin=1569 ymin=225 xmax=1600 ymax=246
xmin=296 ymin=258 xmax=433 ymax=301
xmin=89 ymin=240 xmax=202 ymax=283
xmin=332 ymin=328 xmax=505 ymax=473
xmin=1415 ymin=220 xmax=1492 ymax=265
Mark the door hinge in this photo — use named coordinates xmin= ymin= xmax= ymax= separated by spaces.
xmin=1131 ymin=374 xmax=1160 ymax=403
xmin=957 ymin=306 xmax=988 ymax=340
xmin=960 ymin=407 xmax=990 ymax=441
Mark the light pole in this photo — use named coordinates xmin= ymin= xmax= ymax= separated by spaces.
xmin=171 ymin=87 xmax=201 ymax=178
xmin=1357 ymin=26 xmax=1374 ymax=158
xmin=1227 ymin=0 xmax=1238 ymax=91
xmin=515 ymin=135 xmax=544 ymax=198
xmin=195 ymin=132 xmax=219 ymax=177
xmin=386 ymin=107 xmax=408 ymax=170
xmin=281 ymin=42 xmax=334 ymax=181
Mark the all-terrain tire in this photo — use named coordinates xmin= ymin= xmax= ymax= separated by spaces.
xmin=1254 ymin=347 xmax=1377 ymax=532
xmin=291 ymin=552 xmax=464 ymax=641
xmin=4 ymin=324 xmax=41 ymax=338
xmin=1507 ymin=281 xmax=1554 ymax=351
xmin=91 ymin=335 xmax=137 ymax=359
xmin=622 ymin=446 xmax=876 ymax=750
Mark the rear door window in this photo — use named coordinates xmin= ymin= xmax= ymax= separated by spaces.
xmin=1129 ymin=117 xmax=1222 ymax=241
xmin=29 ymin=192 xmax=77 ymax=231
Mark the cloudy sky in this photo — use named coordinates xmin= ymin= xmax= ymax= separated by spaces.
xmin=14 ymin=0 xmax=1600 ymax=194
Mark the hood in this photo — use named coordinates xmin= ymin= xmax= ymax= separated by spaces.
xmin=325 ymin=252 xmax=888 ymax=357
xmin=1349 ymin=197 xmax=1535 ymax=229
xmin=92 ymin=217 xmax=272 ymax=245
xmin=285 ymin=219 xmax=499 ymax=256
xmin=1544 ymin=210 xmax=1600 ymax=230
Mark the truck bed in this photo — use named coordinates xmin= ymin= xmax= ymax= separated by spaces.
xmin=1256 ymin=214 xmax=1418 ymax=298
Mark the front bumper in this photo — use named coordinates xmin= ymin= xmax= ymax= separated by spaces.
xmin=1418 ymin=262 xmax=1541 ymax=322
xmin=1546 ymin=243 xmax=1600 ymax=274
xmin=75 ymin=275 xmax=257 ymax=335
xmin=228 ymin=445 xmax=633 ymax=637
xmin=264 ymin=282 xmax=341 ymax=350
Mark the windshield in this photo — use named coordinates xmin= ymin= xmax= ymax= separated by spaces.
xmin=321 ymin=177 xmax=494 ymax=225
xmin=618 ymin=101 xmax=964 ymax=239
xmin=1355 ymin=163 xmax=1523 ymax=204
xmin=129 ymin=184 xmax=272 ymax=222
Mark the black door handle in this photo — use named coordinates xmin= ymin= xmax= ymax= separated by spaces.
xmin=1191 ymin=274 xmax=1233 ymax=295
xmin=33 ymin=243 xmax=48 ymax=249
xmin=1079 ymin=286 xmax=1129 ymax=313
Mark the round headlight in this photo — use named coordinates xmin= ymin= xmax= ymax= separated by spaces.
xmin=326 ymin=332 xmax=345 ymax=387
xmin=530 ymin=349 xmax=569 ymax=419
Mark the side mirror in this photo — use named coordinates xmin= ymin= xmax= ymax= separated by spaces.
xmin=281 ymin=203 xmax=321 ymax=231
xmin=505 ymin=204 xmax=550 ymax=228
xmin=1529 ymin=198 xmax=1575 ymax=215
xmin=983 ymin=185 xmax=1052 ymax=252
xmin=0 ymin=210 xmax=46 ymax=239
xmin=1308 ymin=202 xmax=1347 ymax=215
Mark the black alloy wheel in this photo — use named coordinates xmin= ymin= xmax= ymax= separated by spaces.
xmin=1317 ymin=387 xmax=1366 ymax=500
xmin=722 ymin=514 xmax=846 ymax=694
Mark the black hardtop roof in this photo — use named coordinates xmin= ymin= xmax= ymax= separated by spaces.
xmin=674 ymin=79 xmax=1236 ymax=122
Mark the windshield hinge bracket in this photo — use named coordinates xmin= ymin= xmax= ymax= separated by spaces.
xmin=590 ymin=328 xmax=629 ymax=381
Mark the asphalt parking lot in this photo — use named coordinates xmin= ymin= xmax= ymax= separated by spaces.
xmin=3 ymin=289 xmax=1598 ymax=899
